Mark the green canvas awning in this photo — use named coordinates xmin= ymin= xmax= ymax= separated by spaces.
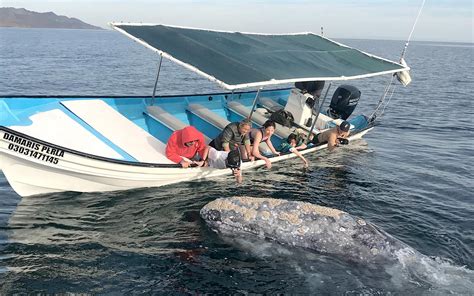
xmin=111 ymin=23 xmax=408 ymax=90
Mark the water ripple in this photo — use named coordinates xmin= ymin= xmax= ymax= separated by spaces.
xmin=0 ymin=29 xmax=473 ymax=294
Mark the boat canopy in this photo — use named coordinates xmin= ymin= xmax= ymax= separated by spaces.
xmin=111 ymin=23 xmax=409 ymax=90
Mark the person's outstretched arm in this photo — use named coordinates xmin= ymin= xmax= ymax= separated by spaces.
xmin=290 ymin=147 xmax=309 ymax=168
xmin=194 ymin=145 xmax=210 ymax=167
xmin=265 ymin=138 xmax=280 ymax=156
xmin=295 ymin=143 xmax=307 ymax=151
xmin=251 ymin=133 xmax=271 ymax=168
xmin=327 ymin=132 xmax=339 ymax=151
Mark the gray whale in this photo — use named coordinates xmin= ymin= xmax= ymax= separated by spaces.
xmin=200 ymin=196 xmax=417 ymax=262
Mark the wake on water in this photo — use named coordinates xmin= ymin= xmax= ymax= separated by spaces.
xmin=388 ymin=248 xmax=474 ymax=295
xmin=223 ymin=235 xmax=474 ymax=294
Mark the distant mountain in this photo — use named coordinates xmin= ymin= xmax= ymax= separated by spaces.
xmin=0 ymin=7 xmax=103 ymax=30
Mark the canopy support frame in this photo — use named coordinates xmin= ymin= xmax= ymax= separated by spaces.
xmin=305 ymin=83 xmax=332 ymax=143
xmin=247 ymin=87 xmax=262 ymax=120
xmin=151 ymin=53 xmax=163 ymax=105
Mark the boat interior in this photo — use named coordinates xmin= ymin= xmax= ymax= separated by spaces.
xmin=0 ymin=87 xmax=370 ymax=165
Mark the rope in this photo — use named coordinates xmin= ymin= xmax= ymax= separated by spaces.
xmin=371 ymin=0 xmax=425 ymax=122
xmin=370 ymin=75 xmax=395 ymax=119
xmin=379 ymin=84 xmax=396 ymax=119
xmin=401 ymin=0 xmax=426 ymax=60
xmin=369 ymin=74 xmax=397 ymax=121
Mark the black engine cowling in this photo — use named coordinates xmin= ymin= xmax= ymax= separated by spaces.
xmin=327 ymin=85 xmax=361 ymax=120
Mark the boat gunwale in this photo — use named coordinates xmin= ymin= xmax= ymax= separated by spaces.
xmin=0 ymin=124 xmax=375 ymax=169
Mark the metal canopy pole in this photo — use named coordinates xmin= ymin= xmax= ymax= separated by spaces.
xmin=151 ymin=53 xmax=163 ymax=105
xmin=305 ymin=83 xmax=332 ymax=143
xmin=247 ymin=87 xmax=262 ymax=120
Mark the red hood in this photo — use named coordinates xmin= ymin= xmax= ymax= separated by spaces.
xmin=180 ymin=126 xmax=201 ymax=145
xmin=166 ymin=125 xmax=207 ymax=163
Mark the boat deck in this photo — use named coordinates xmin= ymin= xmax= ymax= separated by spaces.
xmin=0 ymin=88 xmax=367 ymax=164
xmin=0 ymin=89 xmax=286 ymax=162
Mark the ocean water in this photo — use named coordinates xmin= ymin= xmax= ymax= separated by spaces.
xmin=0 ymin=28 xmax=473 ymax=294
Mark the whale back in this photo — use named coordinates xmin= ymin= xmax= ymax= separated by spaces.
xmin=200 ymin=196 xmax=411 ymax=262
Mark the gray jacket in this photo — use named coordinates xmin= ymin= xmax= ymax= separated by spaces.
xmin=212 ymin=122 xmax=250 ymax=150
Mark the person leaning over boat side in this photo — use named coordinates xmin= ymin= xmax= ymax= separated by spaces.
xmin=311 ymin=120 xmax=351 ymax=152
xmin=244 ymin=120 xmax=280 ymax=169
xmin=166 ymin=126 xmax=209 ymax=168
xmin=278 ymin=133 xmax=309 ymax=168
xmin=207 ymin=147 xmax=243 ymax=184
xmin=209 ymin=119 xmax=254 ymax=161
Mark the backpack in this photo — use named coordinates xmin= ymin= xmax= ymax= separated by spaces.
xmin=292 ymin=128 xmax=308 ymax=144
xmin=226 ymin=149 xmax=241 ymax=169
xmin=270 ymin=109 xmax=294 ymax=128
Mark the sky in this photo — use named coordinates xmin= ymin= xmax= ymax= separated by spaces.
xmin=2 ymin=0 xmax=473 ymax=42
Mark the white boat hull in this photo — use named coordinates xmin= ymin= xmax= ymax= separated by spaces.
xmin=0 ymin=128 xmax=372 ymax=197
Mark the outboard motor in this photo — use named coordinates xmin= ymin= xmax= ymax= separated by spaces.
xmin=327 ymin=85 xmax=361 ymax=120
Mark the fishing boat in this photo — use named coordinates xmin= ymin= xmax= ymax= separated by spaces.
xmin=0 ymin=23 xmax=411 ymax=197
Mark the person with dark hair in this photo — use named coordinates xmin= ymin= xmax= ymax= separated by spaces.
xmin=311 ymin=120 xmax=351 ymax=151
xmin=245 ymin=120 xmax=279 ymax=169
xmin=277 ymin=133 xmax=309 ymax=168
xmin=207 ymin=147 xmax=243 ymax=184
xmin=209 ymin=119 xmax=254 ymax=161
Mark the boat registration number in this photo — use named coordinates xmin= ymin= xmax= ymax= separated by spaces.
xmin=3 ymin=132 xmax=64 ymax=165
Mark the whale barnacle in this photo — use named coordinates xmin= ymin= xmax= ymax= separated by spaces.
xmin=206 ymin=210 xmax=222 ymax=222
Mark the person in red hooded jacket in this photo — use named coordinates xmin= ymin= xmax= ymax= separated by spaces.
xmin=166 ymin=126 xmax=209 ymax=168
